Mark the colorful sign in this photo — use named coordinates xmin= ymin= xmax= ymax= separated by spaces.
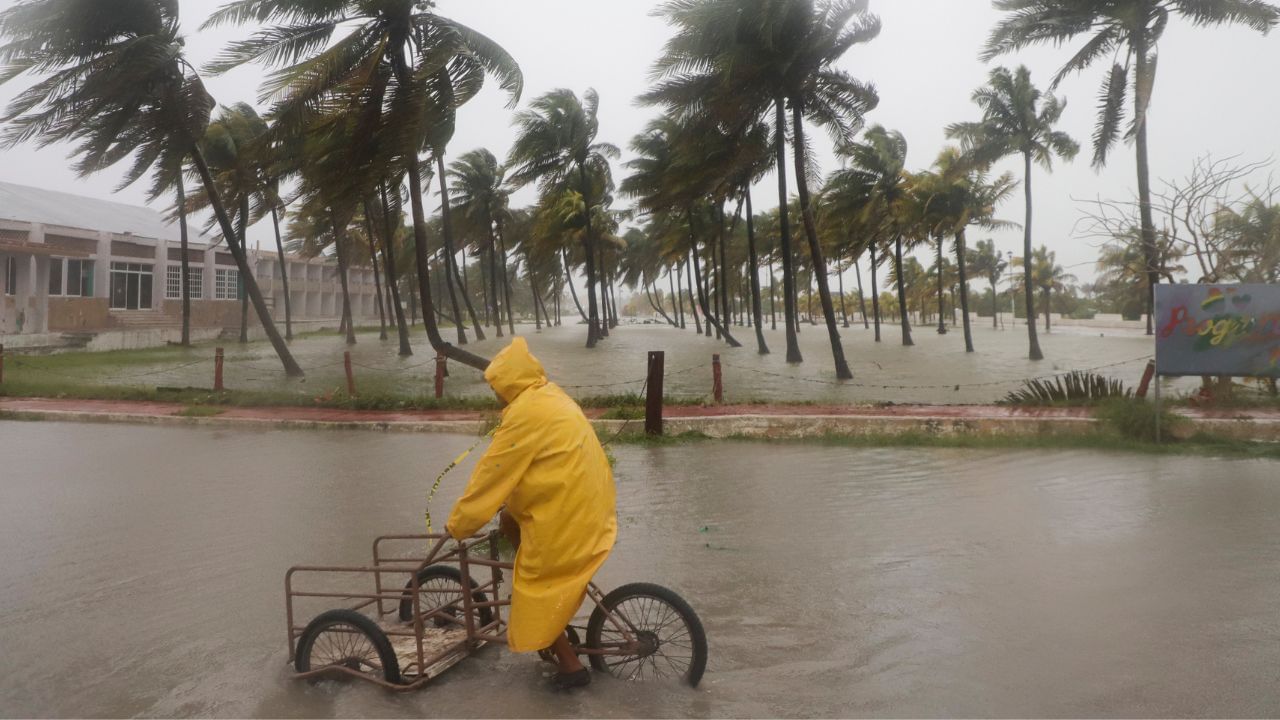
xmin=1156 ymin=284 xmax=1280 ymax=377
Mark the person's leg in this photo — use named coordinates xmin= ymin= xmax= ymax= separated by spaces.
xmin=551 ymin=631 xmax=584 ymax=673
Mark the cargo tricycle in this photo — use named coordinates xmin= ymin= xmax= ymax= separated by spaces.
xmin=285 ymin=531 xmax=707 ymax=690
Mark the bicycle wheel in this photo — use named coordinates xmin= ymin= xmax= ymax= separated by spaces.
xmin=398 ymin=565 xmax=493 ymax=628
xmin=294 ymin=609 xmax=401 ymax=685
xmin=585 ymin=583 xmax=707 ymax=687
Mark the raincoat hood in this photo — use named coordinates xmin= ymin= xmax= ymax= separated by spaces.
xmin=484 ymin=337 xmax=548 ymax=404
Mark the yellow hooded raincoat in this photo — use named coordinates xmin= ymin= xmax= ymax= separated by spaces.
xmin=446 ymin=338 xmax=617 ymax=653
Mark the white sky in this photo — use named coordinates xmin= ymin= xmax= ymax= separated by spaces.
xmin=0 ymin=0 xmax=1277 ymax=283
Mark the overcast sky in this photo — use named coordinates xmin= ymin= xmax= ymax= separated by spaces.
xmin=0 ymin=0 xmax=1277 ymax=284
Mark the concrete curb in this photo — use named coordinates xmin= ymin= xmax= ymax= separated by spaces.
xmin=3 ymin=404 xmax=1277 ymax=442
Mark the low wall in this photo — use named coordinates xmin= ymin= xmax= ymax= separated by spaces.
xmin=82 ymin=328 xmax=225 ymax=352
xmin=48 ymin=297 xmax=112 ymax=332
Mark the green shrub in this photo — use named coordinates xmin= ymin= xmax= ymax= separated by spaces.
xmin=1095 ymin=398 xmax=1181 ymax=442
xmin=1001 ymin=371 xmax=1132 ymax=406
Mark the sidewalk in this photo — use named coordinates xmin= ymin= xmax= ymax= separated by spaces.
xmin=2 ymin=396 xmax=1277 ymax=441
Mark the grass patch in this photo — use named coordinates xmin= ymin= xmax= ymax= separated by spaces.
xmin=603 ymin=427 xmax=1280 ymax=460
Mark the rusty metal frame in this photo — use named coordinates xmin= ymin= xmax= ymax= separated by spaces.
xmin=285 ymin=531 xmax=646 ymax=691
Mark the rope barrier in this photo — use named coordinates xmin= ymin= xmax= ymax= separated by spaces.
xmin=719 ymin=354 xmax=1154 ymax=392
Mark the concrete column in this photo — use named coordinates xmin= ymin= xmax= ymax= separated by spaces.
xmin=203 ymin=246 xmax=216 ymax=302
xmin=155 ymin=237 xmax=168 ymax=312
xmin=94 ymin=231 xmax=111 ymax=303
xmin=27 ymin=255 xmax=51 ymax=333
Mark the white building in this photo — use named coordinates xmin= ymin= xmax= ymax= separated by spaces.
xmin=1 ymin=181 xmax=380 ymax=345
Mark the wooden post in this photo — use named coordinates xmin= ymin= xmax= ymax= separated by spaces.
xmin=434 ymin=353 xmax=446 ymax=399
xmin=712 ymin=353 xmax=723 ymax=404
xmin=1135 ymin=359 xmax=1156 ymax=399
xmin=214 ymin=347 xmax=224 ymax=391
xmin=645 ymin=351 xmax=664 ymax=436
xmin=344 ymin=351 xmax=356 ymax=397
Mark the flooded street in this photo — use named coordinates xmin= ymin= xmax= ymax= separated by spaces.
xmin=19 ymin=322 xmax=1178 ymax=405
xmin=2 ymin=421 xmax=1278 ymax=717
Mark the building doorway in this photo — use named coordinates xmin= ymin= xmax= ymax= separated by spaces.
xmin=109 ymin=262 xmax=153 ymax=310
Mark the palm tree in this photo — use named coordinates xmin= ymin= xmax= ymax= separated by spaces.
xmin=0 ymin=0 xmax=303 ymax=375
xmin=647 ymin=0 xmax=800 ymax=361
xmin=947 ymin=65 xmax=1078 ymax=360
xmin=984 ymin=0 xmax=1279 ymax=334
xmin=920 ymin=148 xmax=1019 ymax=352
xmin=507 ymin=89 xmax=618 ymax=348
xmin=970 ymin=239 xmax=1009 ymax=328
xmin=776 ymin=0 xmax=881 ymax=379
xmin=1030 ymin=246 xmax=1075 ymax=333
xmin=451 ymin=148 xmax=512 ymax=338
xmin=205 ymin=0 xmax=522 ymax=371
xmin=1217 ymin=194 xmax=1280 ymax=283
xmin=836 ymin=126 xmax=916 ymax=346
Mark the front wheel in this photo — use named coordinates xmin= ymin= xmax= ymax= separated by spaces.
xmin=294 ymin=609 xmax=401 ymax=685
xmin=585 ymin=583 xmax=707 ymax=687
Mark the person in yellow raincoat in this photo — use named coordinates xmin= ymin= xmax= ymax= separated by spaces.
xmin=446 ymin=337 xmax=617 ymax=689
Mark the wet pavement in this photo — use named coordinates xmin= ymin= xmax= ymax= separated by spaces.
xmin=2 ymin=421 xmax=1278 ymax=717
xmin=8 ymin=322 xmax=1175 ymax=405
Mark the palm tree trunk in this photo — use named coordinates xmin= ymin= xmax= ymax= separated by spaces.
xmin=189 ymin=147 xmax=301 ymax=376
xmin=237 ymin=195 xmax=249 ymax=344
xmin=870 ymin=243 xmax=882 ymax=342
xmin=936 ymin=233 xmax=947 ymax=335
xmin=562 ymin=249 xmax=588 ymax=323
xmin=685 ymin=252 xmax=703 ymax=335
xmin=377 ymin=185 xmax=413 ymax=356
xmin=717 ymin=203 xmax=732 ymax=339
xmin=646 ymin=283 xmax=676 ymax=326
xmin=774 ymin=99 xmax=803 ymax=363
xmin=404 ymin=153 xmax=488 ymax=371
xmin=744 ymin=189 xmax=770 ymax=355
xmin=1022 ymin=151 xmax=1044 ymax=360
xmin=578 ymin=165 xmax=601 ymax=347
xmin=486 ymin=235 xmax=503 ymax=338
xmin=463 ymin=246 xmax=477 ymax=329
xmin=956 ymin=229 xmax=975 ymax=353
xmin=893 ymin=235 xmax=914 ymax=346
xmin=675 ymin=263 xmax=686 ymax=327
xmin=855 ymin=258 xmax=870 ymax=330
xmin=176 ymin=176 xmax=191 ymax=347
xmin=690 ymin=236 xmax=741 ymax=347
xmin=362 ymin=210 xmax=388 ymax=341
xmin=1043 ymin=286 xmax=1051 ymax=333
xmin=1134 ymin=32 xmax=1158 ymax=337
xmin=991 ymin=278 xmax=999 ymax=329
xmin=529 ymin=269 xmax=542 ymax=331
xmin=837 ymin=259 xmax=849 ymax=328
xmin=769 ymin=257 xmax=777 ymax=330
xmin=498 ymin=230 xmax=516 ymax=335
xmin=328 ymin=211 xmax=357 ymax=346
xmin=269 ymin=204 xmax=293 ymax=341
xmin=436 ymin=154 xmax=483 ymax=343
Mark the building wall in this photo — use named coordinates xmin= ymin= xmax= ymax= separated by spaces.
xmin=2 ymin=216 xmax=382 ymax=338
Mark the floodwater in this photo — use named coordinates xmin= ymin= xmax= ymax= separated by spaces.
xmin=16 ymin=321 xmax=1178 ymax=404
xmin=2 ymin=421 xmax=1278 ymax=717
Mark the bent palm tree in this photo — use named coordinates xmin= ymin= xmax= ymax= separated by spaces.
xmin=507 ymin=89 xmax=619 ymax=348
xmin=0 ymin=0 xmax=302 ymax=375
xmin=205 ymin=0 xmax=522 ymax=371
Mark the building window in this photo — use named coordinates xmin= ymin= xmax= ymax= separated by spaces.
xmin=165 ymin=265 xmax=203 ymax=300
xmin=215 ymin=268 xmax=241 ymax=301
xmin=3 ymin=257 xmax=15 ymax=296
xmin=109 ymin=261 xmax=153 ymax=310
xmin=47 ymin=258 xmax=94 ymax=297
